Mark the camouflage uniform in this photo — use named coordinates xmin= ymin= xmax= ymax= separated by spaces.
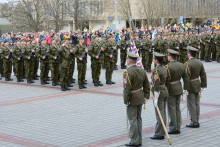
xmin=2 ymin=45 xmax=13 ymax=81
xmin=118 ymin=38 xmax=128 ymax=69
xmin=38 ymin=45 xmax=49 ymax=84
xmin=13 ymin=43 xmax=24 ymax=82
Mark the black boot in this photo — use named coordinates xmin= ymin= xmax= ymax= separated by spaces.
xmin=217 ymin=60 xmax=220 ymax=63
xmin=30 ymin=80 xmax=35 ymax=83
xmin=61 ymin=87 xmax=66 ymax=91
xmin=94 ymin=82 xmax=99 ymax=87
xmin=65 ymin=86 xmax=71 ymax=90
xmin=79 ymin=85 xmax=83 ymax=89
xmin=17 ymin=79 xmax=20 ymax=82
xmin=41 ymin=81 xmax=46 ymax=85
xmin=68 ymin=82 xmax=73 ymax=87
xmin=27 ymin=80 xmax=32 ymax=84
xmin=82 ymin=84 xmax=87 ymax=88
xmin=44 ymin=81 xmax=49 ymax=84
xmin=56 ymin=81 xmax=60 ymax=85
xmin=106 ymin=80 xmax=112 ymax=85
xmin=19 ymin=79 xmax=24 ymax=82
xmin=111 ymin=81 xmax=116 ymax=84
xmin=8 ymin=78 xmax=13 ymax=81
xmin=52 ymin=82 xmax=57 ymax=86
xmin=98 ymin=82 xmax=103 ymax=86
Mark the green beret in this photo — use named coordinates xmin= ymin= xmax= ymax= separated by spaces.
xmin=187 ymin=46 xmax=198 ymax=52
xmin=153 ymin=51 xmax=165 ymax=57
xmin=127 ymin=51 xmax=139 ymax=60
xmin=4 ymin=40 xmax=8 ymax=43
xmin=168 ymin=49 xmax=179 ymax=55
xmin=61 ymin=40 xmax=66 ymax=44
xmin=101 ymin=35 xmax=106 ymax=38
xmin=55 ymin=39 xmax=60 ymax=42
xmin=107 ymin=36 xmax=111 ymax=39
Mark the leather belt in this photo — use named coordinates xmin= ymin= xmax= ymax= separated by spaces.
xmin=131 ymin=88 xmax=142 ymax=93
xmin=190 ymin=78 xmax=199 ymax=82
xmin=170 ymin=80 xmax=180 ymax=85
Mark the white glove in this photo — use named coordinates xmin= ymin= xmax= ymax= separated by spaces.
xmin=183 ymin=90 xmax=188 ymax=96
xmin=201 ymin=88 xmax=205 ymax=91
xmin=154 ymin=92 xmax=160 ymax=107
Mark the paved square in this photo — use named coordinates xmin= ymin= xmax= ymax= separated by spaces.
xmin=0 ymin=58 xmax=220 ymax=147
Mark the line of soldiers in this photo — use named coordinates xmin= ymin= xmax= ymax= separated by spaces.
xmin=0 ymin=35 xmax=123 ymax=91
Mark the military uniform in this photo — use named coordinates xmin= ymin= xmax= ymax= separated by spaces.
xmin=184 ymin=46 xmax=207 ymax=128
xmin=38 ymin=41 xmax=50 ymax=85
xmin=104 ymin=36 xmax=116 ymax=85
xmin=151 ymin=52 xmax=168 ymax=140
xmin=123 ymin=52 xmax=150 ymax=146
xmin=68 ymin=43 xmax=75 ymax=85
xmin=59 ymin=41 xmax=74 ymax=91
xmin=75 ymin=38 xmax=88 ymax=89
xmin=48 ymin=41 xmax=60 ymax=86
xmin=2 ymin=43 xmax=13 ymax=81
xmin=216 ymin=32 xmax=220 ymax=62
xmin=0 ymin=43 xmax=4 ymax=78
xmin=112 ymin=37 xmax=118 ymax=70
xmin=13 ymin=41 xmax=24 ymax=82
xmin=88 ymin=36 xmax=103 ymax=86
xmin=166 ymin=49 xmax=189 ymax=134
xmin=204 ymin=32 xmax=212 ymax=62
xmin=118 ymin=35 xmax=128 ymax=69
xmin=142 ymin=35 xmax=153 ymax=72
xmin=99 ymin=36 xmax=107 ymax=68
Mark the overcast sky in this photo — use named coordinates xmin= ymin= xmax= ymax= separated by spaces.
xmin=0 ymin=0 xmax=8 ymax=3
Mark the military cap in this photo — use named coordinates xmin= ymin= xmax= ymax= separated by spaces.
xmin=16 ymin=39 xmax=20 ymax=42
xmin=78 ymin=35 xmax=84 ymax=40
xmin=55 ymin=38 xmax=60 ymax=42
xmin=127 ymin=51 xmax=139 ymax=60
xmin=187 ymin=46 xmax=198 ymax=52
xmin=153 ymin=51 xmax=165 ymax=57
xmin=101 ymin=35 xmax=106 ymax=38
xmin=168 ymin=49 xmax=179 ymax=55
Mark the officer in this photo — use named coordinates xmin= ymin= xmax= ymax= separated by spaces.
xmin=151 ymin=52 xmax=168 ymax=140
xmin=75 ymin=36 xmax=88 ymax=89
xmin=124 ymin=51 xmax=150 ymax=147
xmin=185 ymin=46 xmax=207 ymax=128
xmin=166 ymin=49 xmax=189 ymax=134
xmin=88 ymin=35 xmax=104 ymax=87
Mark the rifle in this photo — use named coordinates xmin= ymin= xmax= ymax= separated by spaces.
xmin=19 ymin=51 xmax=22 ymax=59
xmin=7 ymin=51 xmax=13 ymax=60
xmin=28 ymin=51 xmax=34 ymax=60
xmin=44 ymin=50 xmax=48 ymax=59
xmin=55 ymin=51 xmax=60 ymax=61
xmin=97 ymin=49 xmax=102 ymax=58
xmin=81 ymin=51 xmax=87 ymax=61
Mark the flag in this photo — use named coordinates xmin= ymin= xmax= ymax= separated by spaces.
xmin=87 ymin=36 xmax=90 ymax=46
xmin=130 ymin=39 xmax=143 ymax=68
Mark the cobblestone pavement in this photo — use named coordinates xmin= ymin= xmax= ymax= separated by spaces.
xmin=0 ymin=57 xmax=220 ymax=147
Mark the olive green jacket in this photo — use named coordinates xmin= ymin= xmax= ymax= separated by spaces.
xmin=166 ymin=60 xmax=189 ymax=96
xmin=123 ymin=65 xmax=150 ymax=105
xmin=184 ymin=58 xmax=207 ymax=93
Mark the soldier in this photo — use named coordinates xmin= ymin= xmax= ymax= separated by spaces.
xmin=118 ymin=34 xmax=128 ymax=69
xmin=112 ymin=36 xmax=118 ymax=70
xmin=59 ymin=39 xmax=74 ymax=91
xmin=31 ymin=40 xmax=40 ymax=80
xmin=200 ymin=31 xmax=206 ymax=61
xmin=153 ymin=34 xmax=163 ymax=53
xmin=89 ymin=35 xmax=104 ymax=87
xmin=185 ymin=46 xmax=207 ymax=128
xmin=75 ymin=36 xmax=88 ymax=89
xmin=67 ymin=38 xmax=76 ymax=86
xmin=124 ymin=52 xmax=150 ymax=147
xmin=216 ymin=30 xmax=220 ymax=63
xmin=104 ymin=36 xmax=116 ymax=85
xmin=38 ymin=39 xmax=50 ymax=85
xmin=48 ymin=39 xmax=60 ymax=86
xmin=99 ymin=35 xmax=107 ymax=69
xmin=23 ymin=39 xmax=35 ymax=84
xmin=134 ymin=34 xmax=141 ymax=56
xmin=146 ymin=34 xmax=153 ymax=72
xmin=204 ymin=30 xmax=212 ymax=62
xmin=13 ymin=40 xmax=24 ymax=82
xmin=166 ymin=49 xmax=189 ymax=134
xmin=151 ymin=52 xmax=168 ymax=140
xmin=2 ymin=41 xmax=13 ymax=81
xmin=0 ymin=41 xmax=4 ymax=79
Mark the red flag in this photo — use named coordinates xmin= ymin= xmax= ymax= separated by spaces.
xmin=87 ymin=36 xmax=90 ymax=46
